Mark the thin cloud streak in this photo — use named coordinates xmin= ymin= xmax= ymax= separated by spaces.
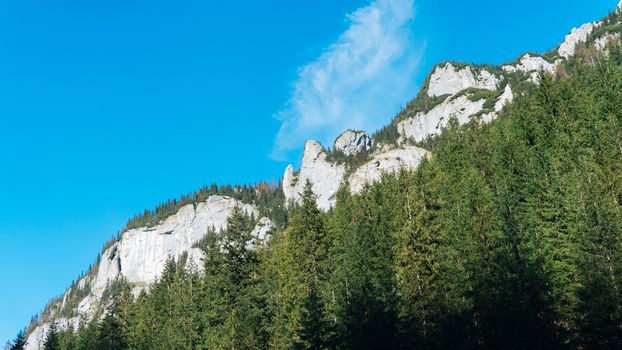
xmin=272 ymin=0 xmax=423 ymax=161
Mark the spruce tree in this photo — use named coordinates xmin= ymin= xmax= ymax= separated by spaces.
xmin=289 ymin=180 xmax=330 ymax=350
xmin=75 ymin=322 xmax=98 ymax=350
xmin=97 ymin=303 xmax=127 ymax=350
xmin=199 ymin=206 xmax=263 ymax=349
xmin=42 ymin=324 xmax=60 ymax=350
xmin=9 ymin=330 xmax=26 ymax=350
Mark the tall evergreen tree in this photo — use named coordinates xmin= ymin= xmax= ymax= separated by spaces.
xmin=42 ymin=324 xmax=60 ymax=350
xmin=289 ymin=181 xmax=331 ymax=349
xmin=9 ymin=330 xmax=26 ymax=350
xmin=199 ymin=206 xmax=264 ymax=349
xmin=97 ymin=303 xmax=127 ymax=350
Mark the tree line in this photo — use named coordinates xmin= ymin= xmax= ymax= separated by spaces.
xmin=8 ymin=43 xmax=622 ymax=350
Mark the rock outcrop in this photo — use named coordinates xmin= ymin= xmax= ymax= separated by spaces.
xmin=282 ymin=134 xmax=434 ymax=209
xmin=282 ymin=140 xmax=346 ymax=211
xmin=397 ymin=94 xmax=487 ymax=143
xmin=558 ymin=22 xmax=598 ymax=58
xmin=348 ymin=146 xmax=430 ymax=193
xmin=596 ymin=32 xmax=621 ymax=51
xmin=248 ymin=217 xmax=275 ymax=249
xmin=25 ymin=195 xmax=272 ymax=350
xmin=481 ymin=84 xmax=514 ymax=123
xmin=502 ymin=54 xmax=560 ymax=83
xmin=502 ymin=54 xmax=556 ymax=74
xmin=334 ymin=130 xmax=372 ymax=156
xmin=427 ymin=63 xmax=499 ymax=97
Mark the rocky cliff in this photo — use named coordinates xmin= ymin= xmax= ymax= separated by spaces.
xmin=25 ymin=196 xmax=274 ymax=350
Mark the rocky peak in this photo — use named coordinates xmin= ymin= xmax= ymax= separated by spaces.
xmin=558 ymin=22 xmax=599 ymax=58
xmin=333 ymin=130 xmax=372 ymax=156
xmin=282 ymin=140 xmax=346 ymax=211
xmin=284 ymin=1 xmax=622 ymax=212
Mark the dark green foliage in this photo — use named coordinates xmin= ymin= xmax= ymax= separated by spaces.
xmin=43 ymin=325 xmax=60 ymax=350
xmin=198 ymin=205 xmax=265 ymax=349
xmin=371 ymin=123 xmax=398 ymax=147
xmin=8 ymin=330 xmax=26 ymax=350
xmin=262 ymin=181 xmax=333 ymax=349
xmin=96 ymin=304 xmax=127 ymax=350
xmin=124 ymin=181 xmax=285 ymax=231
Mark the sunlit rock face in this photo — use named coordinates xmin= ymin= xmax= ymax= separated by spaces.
xmin=502 ymin=54 xmax=561 ymax=83
xmin=481 ymin=84 xmax=515 ymax=123
xmin=348 ymin=146 xmax=430 ymax=193
xmin=282 ymin=140 xmax=347 ymax=211
xmin=334 ymin=130 xmax=372 ymax=156
xmin=558 ymin=22 xmax=599 ymax=58
xmin=502 ymin=54 xmax=556 ymax=74
xmin=397 ymin=95 xmax=486 ymax=143
xmin=427 ymin=63 xmax=499 ymax=97
xmin=248 ymin=217 xmax=275 ymax=249
xmin=25 ymin=324 xmax=50 ymax=350
xmin=595 ymin=32 xmax=621 ymax=52
xmin=283 ymin=137 xmax=432 ymax=209
xmin=91 ymin=196 xmax=256 ymax=296
xmin=26 ymin=195 xmax=270 ymax=350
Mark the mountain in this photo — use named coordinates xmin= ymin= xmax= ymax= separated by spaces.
xmin=281 ymin=1 xmax=621 ymax=211
xmin=18 ymin=1 xmax=622 ymax=349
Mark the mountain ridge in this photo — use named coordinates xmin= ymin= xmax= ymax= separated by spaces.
xmin=21 ymin=2 xmax=622 ymax=349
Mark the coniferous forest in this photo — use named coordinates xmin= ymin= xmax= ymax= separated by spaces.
xmin=11 ymin=34 xmax=622 ymax=350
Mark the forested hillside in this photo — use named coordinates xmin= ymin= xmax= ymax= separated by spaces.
xmin=19 ymin=37 xmax=622 ymax=350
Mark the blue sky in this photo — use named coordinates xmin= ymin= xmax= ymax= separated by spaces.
xmin=0 ymin=0 xmax=616 ymax=342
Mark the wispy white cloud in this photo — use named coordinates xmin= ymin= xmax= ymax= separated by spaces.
xmin=272 ymin=0 xmax=422 ymax=160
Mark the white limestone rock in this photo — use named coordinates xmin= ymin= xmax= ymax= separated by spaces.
xmin=282 ymin=140 xmax=346 ymax=211
xmin=477 ymin=69 xmax=500 ymax=91
xmin=502 ymin=54 xmax=556 ymax=74
xmin=397 ymin=95 xmax=486 ymax=143
xmin=92 ymin=242 xmax=121 ymax=299
xmin=185 ymin=248 xmax=206 ymax=274
xmin=334 ymin=130 xmax=372 ymax=156
xmin=76 ymin=295 xmax=92 ymax=315
xmin=372 ymin=142 xmax=395 ymax=155
xmin=558 ymin=22 xmax=598 ymax=58
xmin=481 ymin=84 xmax=514 ymax=123
xmin=251 ymin=217 xmax=274 ymax=242
xmin=117 ymin=196 xmax=256 ymax=287
xmin=25 ymin=317 xmax=82 ymax=350
xmin=427 ymin=63 xmax=499 ymax=97
xmin=595 ymin=32 xmax=621 ymax=52
xmin=282 ymin=164 xmax=297 ymax=202
xmin=495 ymin=84 xmax=514 ymax=112
xmin=349 ymin=146 xmax=431 ymax=193
xmin=26 ymin=195 xmax=258 ymax=350
xmin=248 ymin=217 xmax=275 ymax=248
xmin=25 ymin=324 xmax=50 ymax=350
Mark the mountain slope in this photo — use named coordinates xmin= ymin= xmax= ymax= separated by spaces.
xmin=282 ymin=1 xmax=622 ymax=211
xmin=20 ymin=1 xmax=622 ymax=349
